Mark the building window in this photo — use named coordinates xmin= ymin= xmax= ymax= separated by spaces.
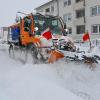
xmin=63 ymin=14 xmax=67 ymax=22
xmin=39 ymin=10 xmax=43 ymax=13
xmin=68 ymin=13 xmax=72 ymax=21
xmin=69 ymin=28 xmax=72 ymax=34
xmin=45 ymin=8 xmax=50 ymax=13
xmin=98 ymin=6 xmax=100 ymax=14
xmin=68 ymin=0 xmax=71 ymax=5
xmin=99 ymin=25 xmax=100 ymax=33
xmin=76 ymin=0 xmax=83 ymax=3
xmin=92 ymin=24 xmax=100 ymax=33
xmin=91 ymin=6 xmax=98 ymax=16
xmin=64 ymin=0 xmax=67 ymax=6
xmin=92 ymin=25 xmax=98 ymax=33
xmin=76 ymin=25 xmax=85 ymax=34
xmin=63 ymin=0 xmax=71 ymax=6
xmin=91 ymin=5 xmax=100 ymax=16
xmin=76 ymin=9 xmax=85 ymax=18
xmin=63 ymin=13 xmax=72 ymax=22
xmin=51 ymin=6 xmax=54 ymax=12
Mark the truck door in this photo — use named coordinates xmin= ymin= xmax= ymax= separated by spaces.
xmin=20 ymin=15 xmax=34 ymax=45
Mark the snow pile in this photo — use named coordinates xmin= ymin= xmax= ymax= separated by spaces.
xmin=91 ymin=47 xmax=100 ymax=56
xmin=0 ymin=39 xmax=9 ymax=51
xmin=0 ymin=50 xmax=84 ymax=100
xmin=55 ymin=62 xmax=100 ymax=100
xmin=0 ymin=41 xmax=100 ymax=100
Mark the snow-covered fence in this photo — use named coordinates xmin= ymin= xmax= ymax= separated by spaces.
xmin=91 ymin=39 xmax=100 ymax=47
xmin=75 ymin=39 xmax=100 ymax=47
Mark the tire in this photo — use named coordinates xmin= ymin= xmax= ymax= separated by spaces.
xmin=9 ymin=44 xmax=14 ymax=58
xmin=30 ymin=44 xmax=39 ymax=64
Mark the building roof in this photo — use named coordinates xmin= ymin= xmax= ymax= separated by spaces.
xmin=35 ymin=0 xmax=56 ymax=10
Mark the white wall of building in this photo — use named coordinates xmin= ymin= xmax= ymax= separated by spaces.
xmin=85 ymin=0 xmax=100 ymax=39
xmin=59 ymin=0 xmax=76 ymax=37
xmin=36 ymin=0 xmax=58 ymax=16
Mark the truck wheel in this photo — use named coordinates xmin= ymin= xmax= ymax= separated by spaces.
xmin=30 ymin=44 xmax=39 ymax=64
xmin=9 ymin=44 xmax=14 ymax=58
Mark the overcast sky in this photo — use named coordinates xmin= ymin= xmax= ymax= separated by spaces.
xmin=0 ymin=0 xmax=49 ymax=27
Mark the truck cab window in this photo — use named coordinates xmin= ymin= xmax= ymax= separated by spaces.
xmin=24 ymin=17 xmax=32 ymax=32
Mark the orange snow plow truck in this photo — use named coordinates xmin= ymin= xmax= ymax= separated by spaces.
xmin=8 ymin=13 xmax=75 ymax=63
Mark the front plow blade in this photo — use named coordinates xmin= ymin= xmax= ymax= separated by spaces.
xmin=48 ymin=50 xmax=64 ymax=63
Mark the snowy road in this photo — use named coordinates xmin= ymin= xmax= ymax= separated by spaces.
xmin=0 ymin=45 xmax=100 ymax=100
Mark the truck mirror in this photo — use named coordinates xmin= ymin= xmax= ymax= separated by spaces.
xmin=62 ymin=28 xmax=68 ymax=36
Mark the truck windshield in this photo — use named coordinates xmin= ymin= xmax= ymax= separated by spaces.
xmin=34 ymin=15 xmax=63 ymax=35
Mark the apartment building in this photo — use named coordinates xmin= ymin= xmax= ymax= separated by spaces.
xmin=35 ymin=0 xmax=100 ymax=40
xmin=35 ymin=0 xmax=58 ymax=16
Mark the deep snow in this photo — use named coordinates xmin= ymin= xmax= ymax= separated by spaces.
xmin=0 ymin=41 xmax=100 ymax=100
xmin=0 ymin=49 xmax=84 ymax=100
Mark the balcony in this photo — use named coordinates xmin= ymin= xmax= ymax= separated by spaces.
xmin=73 ymin=0 xmax=85 ymax=10
xmin=74 ymin=17 xmax=85 ymax=26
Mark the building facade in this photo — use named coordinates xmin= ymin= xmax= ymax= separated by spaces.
xmin=35 ymin=0 xmax=58 ymax=16
xmin=0 ymin=27 xmax=8 ymax=41
xmin=35 ymin=0 xmax=100 ymax=41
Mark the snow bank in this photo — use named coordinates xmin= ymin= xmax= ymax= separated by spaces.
xmin=0 ymin=65 xmax=84 ymax=100
xmin=0 ymin=41 xmax=100 ymax=100
xmin=0 ymin=50 xmax=84 ymax=100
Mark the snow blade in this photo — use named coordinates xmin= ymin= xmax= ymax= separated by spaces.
xmin=48 ymin=50 xmax=64 ymax=63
